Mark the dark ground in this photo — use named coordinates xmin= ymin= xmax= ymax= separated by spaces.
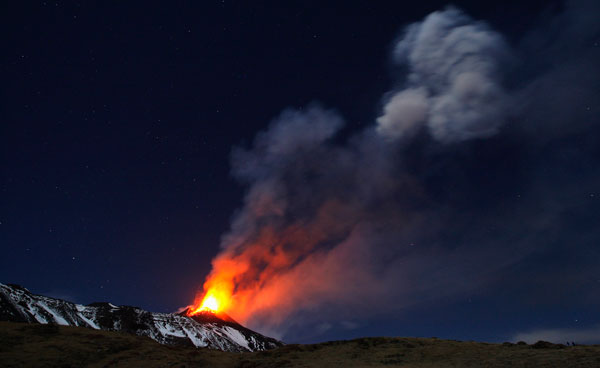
xmin=1 ymin=322 xmax=599 ymax=367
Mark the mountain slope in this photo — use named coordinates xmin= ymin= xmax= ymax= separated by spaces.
xmin=0 ymin=283 xmax=281 ymax=352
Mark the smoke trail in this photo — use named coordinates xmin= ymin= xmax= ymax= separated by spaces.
xmin=195 ymin=1 xmax=600 ymax=340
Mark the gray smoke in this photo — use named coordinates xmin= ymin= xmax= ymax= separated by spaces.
xmin=210 ymin=1 xmax=600 ymax=341
xmin=377 ymin=7 xmax=511 ymax=143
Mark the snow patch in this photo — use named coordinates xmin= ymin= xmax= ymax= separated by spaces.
xmin=222 ymin=326 xmax=250 ymax=350
xmin=38 ymin=302 xmax=69 ymax=325
xmin=181 ymin=325 xmax=209 ymax=348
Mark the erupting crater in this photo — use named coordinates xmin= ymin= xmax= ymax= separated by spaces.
xmin=186 ymin=289 xmax=239 ymax=324
xmin=188 ymin=291 xmax=224 ymax=315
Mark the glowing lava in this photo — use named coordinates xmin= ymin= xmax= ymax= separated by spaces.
xmin=188 ymin=288 xmax=231 ymax=315
xmin=188 ymin=256 xmax=243 ymax=316
xmin=201 ymin=295 xmax=219 ymax=312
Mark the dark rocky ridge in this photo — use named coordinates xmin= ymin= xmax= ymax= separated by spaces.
xmin=0 ymin=282 xmax=282 ymax=352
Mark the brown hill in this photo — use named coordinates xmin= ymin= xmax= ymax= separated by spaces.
xmin=1 ymin=321 xmax=599 ymax=367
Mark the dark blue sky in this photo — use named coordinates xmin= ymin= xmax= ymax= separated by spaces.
xmin=2 ymin=1 xmax=599 ymax=344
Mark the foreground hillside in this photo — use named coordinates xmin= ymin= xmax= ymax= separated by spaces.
xmin=1 ymin=322 xmax=599 ymax=368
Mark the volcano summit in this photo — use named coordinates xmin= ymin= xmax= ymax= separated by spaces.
xmin=0 ymin=283 xmax=282 ymax=352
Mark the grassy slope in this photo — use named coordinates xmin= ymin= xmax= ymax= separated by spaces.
xmin=1 ymin=321 xmax=599 ymax=367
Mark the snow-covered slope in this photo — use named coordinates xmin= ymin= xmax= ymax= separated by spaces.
xmin=0 ymin=283 xmax=282 ymax=352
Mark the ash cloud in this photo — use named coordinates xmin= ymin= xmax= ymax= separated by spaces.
xmin=203 ymin=0 xmax=600 ymax=341
xmin=377 ymin=7 xmax=511 ymax=143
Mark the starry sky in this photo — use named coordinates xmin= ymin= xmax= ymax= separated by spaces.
xmin=2 ymin=0 xmax=599 ymax=344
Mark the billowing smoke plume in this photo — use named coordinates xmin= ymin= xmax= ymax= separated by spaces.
xmin=377 ymin=7 xmax=511 ymax=143
xmin=197 ymin=1 xmax=600 ymax=340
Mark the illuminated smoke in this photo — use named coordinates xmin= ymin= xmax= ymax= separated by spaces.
xmin=193 ymin=1 xmax=600 ymax=340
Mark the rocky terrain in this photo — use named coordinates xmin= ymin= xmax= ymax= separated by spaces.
xmin=0 ymin=283 xmax=281 ymax=352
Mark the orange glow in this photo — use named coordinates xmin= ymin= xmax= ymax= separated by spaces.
xmin=188 ymin=254 xmax=249 ymax=316
xmin=189 ymin=290 xmax=227 ymax=315
xmin=188 ymin=200 xmax=355 ymax=323
xmin=201 ymin=295 xmax=219 ymax=311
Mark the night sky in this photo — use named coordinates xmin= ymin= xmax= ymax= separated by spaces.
xmin=2 ymin=1 xmax=599 ymax=344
